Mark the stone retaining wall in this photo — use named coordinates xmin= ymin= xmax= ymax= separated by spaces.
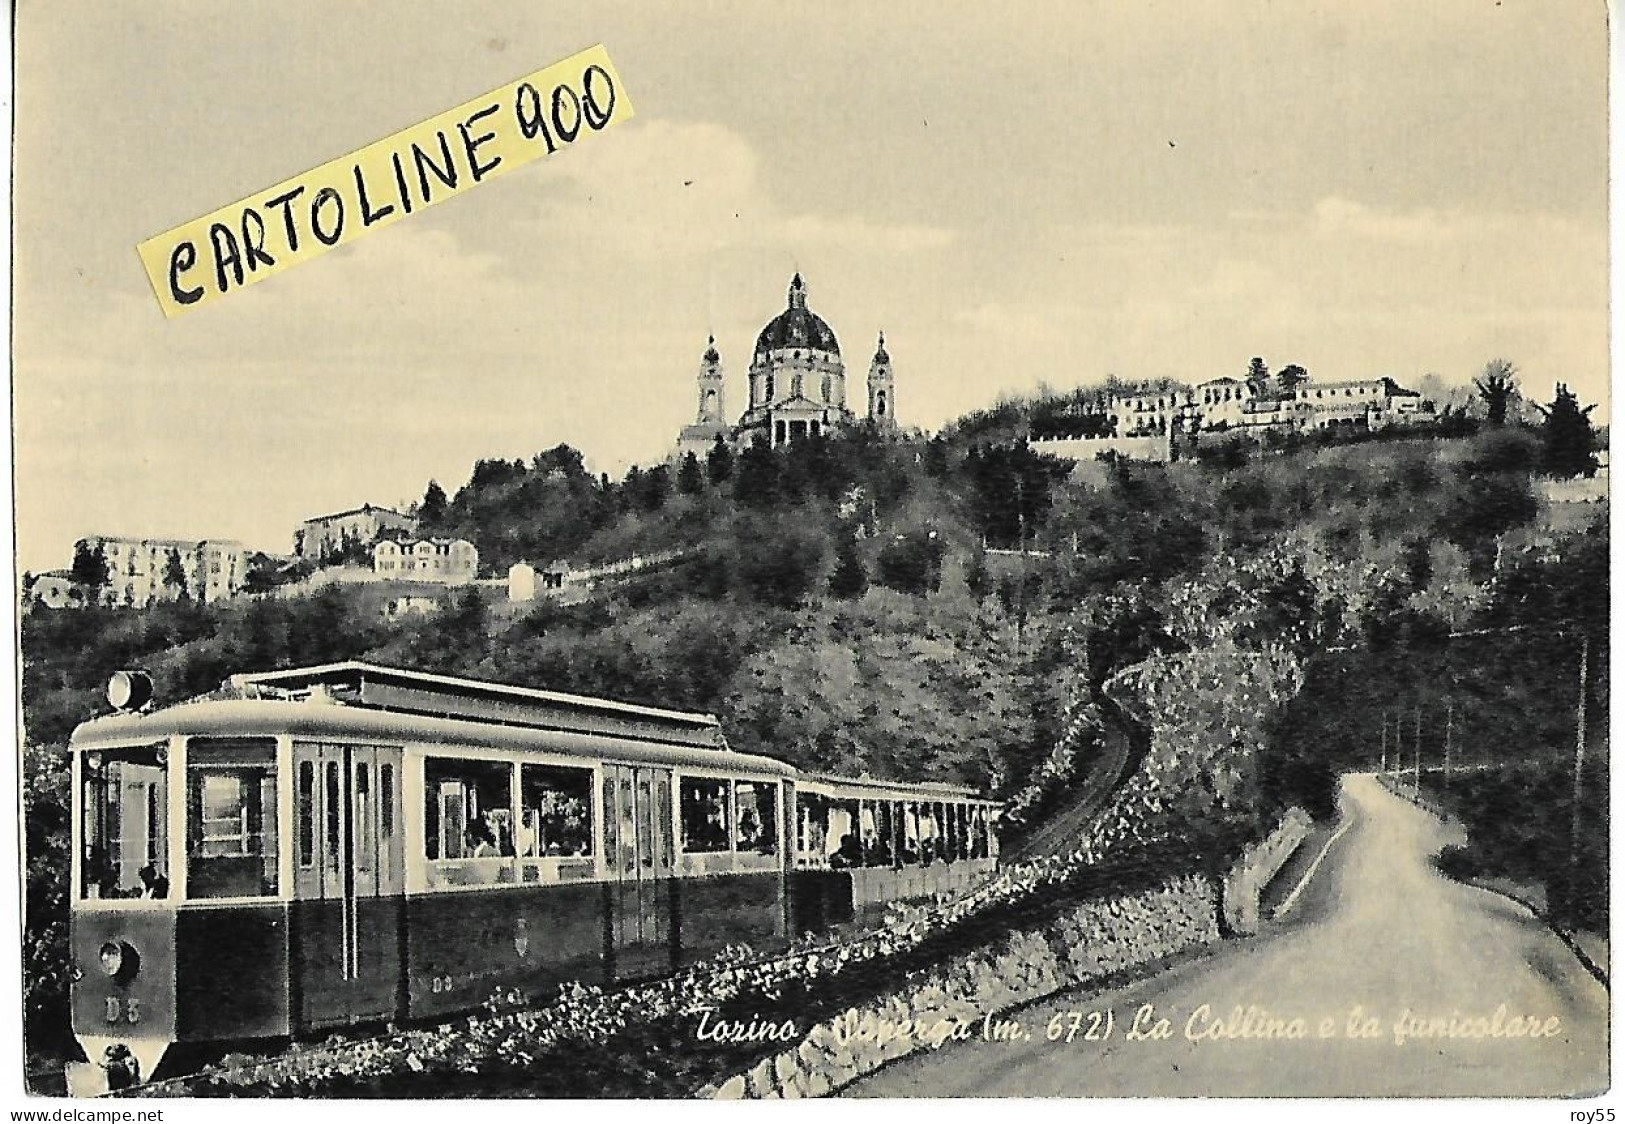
xmin=699 ymin=873 xmax=1220 ymax=1099
xmin=1221 ymin=806 xmax=1313 ymax=935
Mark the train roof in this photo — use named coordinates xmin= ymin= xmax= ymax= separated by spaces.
xmin=69 ymin=662 xmax=780 ymax=772
xmin=228 ymin=661 xmax=722 ymax=730
xmin=803 ymin=771 xmax=996 ymax=804
xmin=66 ymin=663 xmax=997 ymax=800
xmin=69 ymin=697 xmax=799 ymax=777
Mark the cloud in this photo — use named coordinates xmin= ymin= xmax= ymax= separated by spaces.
xmin=495 ymin=118 xmax=957 ymax=261
xmin=924 ymin=195 xmax=1607 ymax=413
xmin=1312 ymin=197 xmax=1455 ymax=244
xmin=14 ymin=116 xmax=965 ymax=571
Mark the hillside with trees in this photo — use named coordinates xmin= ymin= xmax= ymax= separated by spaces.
xmin=20 ymin=373 xmax=1607 ymax=1063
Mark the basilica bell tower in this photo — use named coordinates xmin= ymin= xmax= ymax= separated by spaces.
xmin=867 ymin=331 xmax=896 ymax=428
xmin=696 ymin=335 xmax=725 ymax=424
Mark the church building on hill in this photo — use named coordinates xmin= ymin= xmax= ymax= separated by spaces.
xmin=675 ymin=274 xmax=897 ymax=459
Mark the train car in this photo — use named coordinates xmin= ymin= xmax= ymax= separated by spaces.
xmin=789 ymin=774 xmax=1000 ymax=930
xmin=64 ymin=661 xmax=999 ymax=1092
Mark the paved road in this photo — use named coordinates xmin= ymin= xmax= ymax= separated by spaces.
xmin=845 ymin=773 xmax=1609 ymax=1098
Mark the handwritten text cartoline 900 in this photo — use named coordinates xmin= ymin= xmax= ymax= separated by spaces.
xmin=136 ymin=44 xmax=633 ymax=318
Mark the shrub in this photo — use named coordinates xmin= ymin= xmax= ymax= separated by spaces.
xmin=875 ymin=531 xmax=944 ymax=596
xmin=1435 ymin=844 xmax=1483 ymax=883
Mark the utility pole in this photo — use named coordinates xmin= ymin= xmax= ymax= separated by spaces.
xmin=1015 ymin=477 xmax=1028 ymax=657
xmin=1442 ymin=699 xmax=1453 ymax=799
xmin=1380 ymin=711 xmax=1388 ymax=775
xmin=1569 ymin=633 xmax=1590 ymax=920
xmin=1413 ymin=708 xmax=1422 ymax=797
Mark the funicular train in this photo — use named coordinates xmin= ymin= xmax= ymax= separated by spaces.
xmin=66 ymin=662 xmax=1000 ymax=1089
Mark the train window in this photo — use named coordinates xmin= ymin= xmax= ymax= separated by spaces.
xmin=297 ymin=761 xmax=315 ymax=869
xmin=637 ymin=774 xmax=655 ymax=870
xmin=355 ymin=764 xmax=371 ymax=872
xmin=380 ymin=764 xmax=395 ymax=839
xmin=919 ymin=803 xmax=944 ymax=865
xmin=325 ymin=762 xmax=341 ymax=868
xmin=679 ymin=778 xmax=731 ymax=853
xmin=518 ymin=763 xmax=593 ymax=857
xmin=794 ymin=792 xmax=833 ymax=864
xmin=79 ymin=744 xmax=169 ymax=900
xmin=827 ymin=799 xmax=860 ymax=866
xmin=869 ymin=801 xmax=895 ymax=867
xmin=617 ymin=774 xmax=636 ymax=873
xmin=146 ymin=784 xmax=162 ymax=868
xmin=733 ymin=781 xmax=778 ymax=855
xmin=656 ymin=775 xmax=674 ymax=869
xmin=424 ymin=756 xmax=513 ymax=862
xmin=899 ymin=802 xmax=921 ymax=864
xmin=186 ymin=737 xmax=279 ymax=899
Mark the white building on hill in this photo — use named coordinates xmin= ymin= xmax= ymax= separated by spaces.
xmin=298 ymin=504 xmax=417 ymax=562
xmin=76 ymin=535 xmax=247 ymax=606
xmin=675 ymin=274 xmax=898 ymax=459
xmin=1032 ymin=373 xmax=1436 ymax=461
xmin=373 ymin=538 xmax=478 ymax=584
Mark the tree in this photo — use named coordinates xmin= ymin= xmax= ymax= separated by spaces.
xmin=638 ymin=464 xmax=673 ymax=512
xmin=419 ymin=480 xmax=449 ymax=531
xmin=963 ymin=443 xmax=1070 ymax=550
xmin=829 ymin=534 xmax=868 ymax=598
xmin=706 ymin=435 xmax=735 ymax=486
xmin=408 ymin=588 xmax=490 ymax=673
xmin=732 ymin=516 xmax=825 ymax=608
xmin=676 ymin=452 xmax=704 ymax=495
xmin=1533 ymin=383 xmax=1598 ymax=479
xmin=163 ymin=548 xmax=189 ymax=600
xmin=1474 ymin=359 xmax=1520 ymax=425
xmin=618 ymin=465 xmax=647 ymax=514
xmin=876 ymin=530 xmax=945 ymax=596
xmin=243 ymin=552 xmax=288 ymax=595
xmin=1276 ymin=364 xmax=1309 ymax=396
xmin=1246 ymin=357 xmax=1271 ymax=398
xmin=69 ymin=542 xmax=109 ymax=597
xmin=966 ymin=545 xmax=991 ymax=601
xmin=733 ymin=439 xmax=779 ymax=508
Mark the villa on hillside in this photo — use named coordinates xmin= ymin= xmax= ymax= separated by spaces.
xmin=73 ymin=535 xmax=248 ymax=606
xmin=298 ymin=503 xmax=417 ymax=562
xmin=1031 ymin=374 xmax=1436 ymax=462
xmin=373 ymin=538 xmax=479 ymax=584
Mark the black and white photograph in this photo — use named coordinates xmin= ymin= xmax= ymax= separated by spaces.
xmin=7 ymin=0 xmax=1613 ymax=1110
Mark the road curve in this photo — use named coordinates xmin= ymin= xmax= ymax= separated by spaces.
xmin=844 ymin=773 xmax=1608 ymax=1098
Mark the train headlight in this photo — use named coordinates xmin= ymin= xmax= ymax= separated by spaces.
xmin=106 ymin=671 xmax=154 ymax=713
xmin=98 ymin=941 xmax=136 ymax=980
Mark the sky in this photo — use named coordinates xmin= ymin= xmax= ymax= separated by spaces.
xmin=12 ymin=1 xmax=1610 ymax=573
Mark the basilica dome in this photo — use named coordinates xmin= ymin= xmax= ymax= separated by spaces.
xmin=753 ymin=273 xmax=840 ymax=358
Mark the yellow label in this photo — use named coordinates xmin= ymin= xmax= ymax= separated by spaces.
xmin=137 ymin=44 xmax=633 ymax=318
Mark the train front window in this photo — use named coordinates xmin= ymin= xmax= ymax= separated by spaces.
xmin=186 ymin=737 xmax=279 ymax=899
xmin=80 ymin=744 xmax=169 ymax=901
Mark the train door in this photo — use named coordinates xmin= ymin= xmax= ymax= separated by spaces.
xmin=293 ymin=743 xmax=404 ymax=1028
xmin=601 ymin=764 xmax=674 ymax=979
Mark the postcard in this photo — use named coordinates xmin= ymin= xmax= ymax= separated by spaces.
xmin=10 ymin=1 xmax=1611 ymax=1113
